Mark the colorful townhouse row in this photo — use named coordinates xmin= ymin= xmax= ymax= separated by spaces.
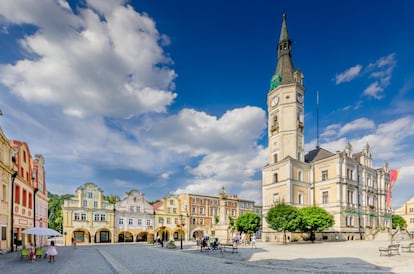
xmin=0 ymin=126 xmax=48 ymax=252
xmin=62 ymin=182 xmax=262 ymax=245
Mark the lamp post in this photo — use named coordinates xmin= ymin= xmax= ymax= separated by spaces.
xmin=159 ymin=217 xmax=164 ymax=241
xmin=33 ymin=182 xmax=39 ymax=247
xmin=10 ymin=171 xmax=17 ymax=252
xmin=179 ymin=214 xmax=183 ymax=249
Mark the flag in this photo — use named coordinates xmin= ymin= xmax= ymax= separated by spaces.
xmin=386 ymin=169 xmax=399 ymax=209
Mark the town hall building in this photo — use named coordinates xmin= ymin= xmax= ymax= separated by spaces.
xmin=262 ymin=14 xmax=392 ymax=242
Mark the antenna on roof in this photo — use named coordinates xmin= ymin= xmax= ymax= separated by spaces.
xmin=316 ymin=90 xmax=320 ymax=149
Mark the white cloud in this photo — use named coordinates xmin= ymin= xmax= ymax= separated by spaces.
xmin=363 ymin=53 xmax=396 ymax=99
xmin=339 ymin=118 xmax=375 ymax=136
xmin=0 ymin=0 xmax=177 ymax=118
xmin=320 ymin=116 xmax=414 ymax=162
xmin=335 ymin=64 xmax=362 ymax=84
xmin=363 ymin=82 xmax=384 ymax=98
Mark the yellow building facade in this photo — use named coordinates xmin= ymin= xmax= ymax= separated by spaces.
xmin=0 ymin=126 xmax=14 ymax=251
xmin=63 ymin=182 xmax=115 ymax=245
xmin=395 ymin=197 xmax=414 ymax=233
xmin=262 ymin=14 xmax=391 ymax=242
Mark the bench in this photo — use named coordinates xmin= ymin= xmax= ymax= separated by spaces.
xmin=379 ymin=244 xmax=400 ymax=256
xmin=401 ymin=242 xmax=414 ymax=253
xmin=220 ymin=243 xmax=238 ymax=254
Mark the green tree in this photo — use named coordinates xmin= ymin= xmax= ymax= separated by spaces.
xmin=299 ymin=206 xmax=334 ymax=243
xmin=103 ymin=194 xmax=120 ymax=204
xmin=48 ymin=192 xmax=74 ymax=232
xmin=266 ymin=203 xmax=301 ymax=244
xmin=235 ymin=212 xmax=261 ymax=235
xmin=392 ymin=215 xmax=407 ymax=229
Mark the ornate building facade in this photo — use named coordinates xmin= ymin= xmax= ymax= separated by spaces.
xmin=115 ymin=189 xmax=154 ymax=242
xmin=10 ymin=141 xmax=37 ymax=247
xmin=179 ymin=189 xmax=257 ymax=242
xmin=63 ymin=182 xmax=115 ymax=245
xmin=0 ymin=126 xmax=13 ymax=251
xmin=153 ymin=194 xmax=184 ymax=242
xmin=262 ymin=14 xmax=391 ymax=242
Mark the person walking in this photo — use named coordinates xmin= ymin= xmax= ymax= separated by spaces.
xmin=29 ymin=242 xmax=35 ymax=263
xmin=47 ymin=240 xmax=58 ymax=263
xmin=72 ymin=237 xmax=77 ymax=248
xmin=251 ymin=234 xmax=256 ymax=249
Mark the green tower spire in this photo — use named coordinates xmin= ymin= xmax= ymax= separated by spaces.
xmin=270 ymin=13 xmax=295 ymax=90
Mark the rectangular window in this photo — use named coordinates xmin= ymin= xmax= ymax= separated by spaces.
xmin=83 ymin=199 xmax=87 ymax=207
xmin=192 ymin=198 xmax=196 ymax=203
xmin=322 ymin=191 xmax=328 ymax=204
xmin=119 ymin=218 xmax=124 ymax=225
xmin=273 ymin=193 xmax=280 ymax=203
xmin=94 ymin=201 xmax=98 ymax=208
xmin=28 ymin=193 xmax=32 ymax=209
xmin=322 ymin=170 xmax=328 ymax=181
xmin=22 ymin=189 xmax=27 ymax=207
xmin=273 ymin=173 xmax=278 ymax=183
xmin=74 ymin=213 xmax=80 ymax=220
xmin=136 ymin=206 xmax=141 ymax=212
xmin=192 ymin=207 xmax=196 ymax=214
xmin=146 ymin=219 xmax=151 ymax=226
xmin=348 ymin=190 xmax=354 ymax=204
xmin=137 ymin=219 xmax=142 ymax=225
xmin=94 ymin=214 xmax=100 ymax=221
xmin=100 ymin=214 xmax=106 ymax=221
xmin=2 ymin=184 xmax=7 ymax=201
xmin=232 ymin=209 xmax=236 ymax=217
xmin=298 ymin=192 xmax=303 ymax=204
xmin=128 ymin=219 xmax=133 ymax=225
xmin=81 ymin=213 xmax=87 ymax=221
xmin=192 ymin=218 xmax=196 ymax=225
xmin=409 ymin=208 xmax=414 ymax=213
xmin=174 ymin=218 xmax=178 ymax=224
xmin=15 ymin=185 xmax=20 ymax=204
xmin=1 ymin=226 xmax=6 ymax=240
xmin=200 ymin=198 xmax=204 ymax=204
xmin=173 ymin=208 xmax=177 ymax=213
xmin=199 ymin=207 xmax=204 ymax=215
xmin=170 ymin=199 xmax=174 ymax=205
xmin=199 ymin=218 xmax=203 ymax=225
xmin=167 ymin=217 xmax=171 ymax=224
xmin=168 ymin=208 xmax=171 ymax=213
xmin=88 ymin=192 xmax=93 ymax=198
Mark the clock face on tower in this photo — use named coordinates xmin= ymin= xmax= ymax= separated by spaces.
xmin=271 ymin=96 xmax=279 ymax=107
xmin=297 ymin=93 xmax=304 ymax=104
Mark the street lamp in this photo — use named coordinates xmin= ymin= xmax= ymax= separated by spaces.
xmin=179 ymin=214 xmax=186 ymax=250
xmin=33 ymin=178 xmax=39 ymax=247
xmin=10 ymin=171 xmax=17 ymax=252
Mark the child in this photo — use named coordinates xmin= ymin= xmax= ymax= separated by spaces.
xmin=29 ymin=242 xmax=35 ymax=262
xmin=47 ymin=240 xmax=58 ymax=263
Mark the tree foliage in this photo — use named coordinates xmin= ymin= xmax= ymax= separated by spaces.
xmin=298 ymin=206 xmax=334 ymax=232
xmin=235 ymin=212 xmax=261 ymax=234
xmin=103 ymin=194 xmax=120 ymax=204
xmin=266 ymin=203 xmax=301 ymax=244
xmin=392 ymin=214 xmax=407 ymax=229
xmin=48 ymin=192 xmax=74 ymax=232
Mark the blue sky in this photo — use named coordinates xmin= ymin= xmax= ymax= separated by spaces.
xmin=0 ymin=0 xmax=413 ymax=208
